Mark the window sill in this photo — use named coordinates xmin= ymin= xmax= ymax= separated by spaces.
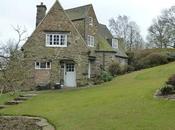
xmin=35 ymin=68 xmax=51 ymax=70
xmin=88 ymin=45 xmax=95 ymax=48
xmin=45 ymin=45 xmax=67 ymax=48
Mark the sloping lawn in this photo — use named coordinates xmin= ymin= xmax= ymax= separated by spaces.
xmin=0 ymin=93 xmax=19 ymax=105
xmin=1 ymin=62 xmax=175 ymax=130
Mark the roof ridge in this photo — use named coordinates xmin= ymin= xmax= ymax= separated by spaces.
xmin=99 ymin=23 xmax=107 ymax=27
xmin=65 ymin=4 xmax=92 ymax=11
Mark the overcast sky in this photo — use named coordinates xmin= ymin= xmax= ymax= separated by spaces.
xmin=0 ymin=0 xmax=175 ymax=43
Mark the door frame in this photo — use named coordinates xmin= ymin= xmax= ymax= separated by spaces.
xmin=64 ymin=63 xmax=76 ymax=87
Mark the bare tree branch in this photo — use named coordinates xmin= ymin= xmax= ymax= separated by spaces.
xmin=0 ymin=25 xmax=29 ymax=94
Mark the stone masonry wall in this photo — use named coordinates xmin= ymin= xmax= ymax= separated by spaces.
xmin=23 ymin=1 xmax=89 ymax=89
xmin=71 ymin=19 xmax=85 ymax=40
xmin=95 ymin=52 xmax=119 ymax=71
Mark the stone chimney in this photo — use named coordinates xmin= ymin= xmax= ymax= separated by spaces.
xmin=36 ymin=2 xmax=47 ymax=27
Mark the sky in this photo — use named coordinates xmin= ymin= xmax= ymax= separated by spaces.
xmin=0 ymin=0 xmax=175 ymax=43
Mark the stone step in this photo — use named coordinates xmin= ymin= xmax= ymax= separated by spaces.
xmin=0 ymin=105 xmax=7 ymax=109
xmin=14 ymin=96 xmax=31 ymax=101
xmin=5 ymin=100 xmax=24 ymax=105
xmin=19 ymin=94 xmax=38 ymax=97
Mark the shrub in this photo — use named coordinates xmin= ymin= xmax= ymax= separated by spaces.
xmin=108 ymin=62 xmax=120 ymax=76
xmin=100 ymin=71 xmax=113 ymax=82
xmin=160 ymin=84 xmax=174 ymax=95
xmin=127 ymin=49 xmax=175 ymax=71
xmin=166 ymin=74 xmax=175 ymax=86
xmin=142 ymin=53 xmax=168 ymax=68
xmin=36 ymin=83 xmax=51 ymax=91
xmin=120 ymin=64 xmax=128 ymax=74
xmin=167 ymin=52 xmax=175 ymax=62
xmin=127 ymin=65 xmax=135 ymax=72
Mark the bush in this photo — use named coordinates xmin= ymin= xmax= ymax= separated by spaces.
xmin=160 ymin=84 xmax=174 ymax=95
xmin=120 ymin=64 xmax=128 ymax=74
xmin=127 ymin=49 xmax=175 ymax=71
xmin=108 ymin=62 xmax=120 ymax=76
xmin=127 ymin=65 xmax=135 ymax=72
xmin=166 ymin=74 xmax=175 ymax=86
xmin=36 ymin=83 xmax=51 ymax=91
xmin=142 ymin=53 xmax=168 ymax=68
xmin=100 ymin=71 xmax=113 ymax=82
xmin=167 ymin=52 xmax=175 ymax=62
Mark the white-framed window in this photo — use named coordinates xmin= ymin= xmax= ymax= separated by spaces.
xmin=89 ymin=17 xmax=93 ymax=26
xmin=112 ymin=39 xmax=118 ymax=49
xmin=87 ymin=35 xmax=95 ymax=47
xmin=35 ymin=61 xmax=51 ymax=69
xmin=46 ymin=33 xmax=67 ymax=47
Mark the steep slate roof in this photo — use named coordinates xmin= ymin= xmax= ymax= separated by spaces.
xmin=96 ymin=24 xmax=114 ymax=52
xmin=65 ymin=4 xmax=92 ymax=20
xmin=98 ymin=24 xmax=113 ymax=39
xmin=96 ymin=33 xmax=115 ymax=52
xmin=98 ymin=23 xmax=128 ymax=58
xmin=116 ymin=38 xmax=128 ymax=58
xmin=65 ymin=4 xmax=127 ymax=57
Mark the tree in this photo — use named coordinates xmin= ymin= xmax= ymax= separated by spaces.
xmin=109 ymin=15 xmax=129 ymax=40
xmin=109 ymin=15 xmax=144 ymax=51
xmin=0 ymin=26 xmax=31 ymax=94
xmin=147 ymin=6 xmax=175 ymax=48
xmin=161 ymin=6 xmax=175 ymax=48
xmin=147 ymin=18 xmax=170 ymax=48
xmin=127 ymin=21 xmax=144 ymax=51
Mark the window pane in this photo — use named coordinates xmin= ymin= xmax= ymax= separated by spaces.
xmin=35 ymin=62 xmax=40 ymax=69
xmin=60 ymin=35 xmax=65 ymax=45
xmin=53 ymin=35 xmax=57 ymax=45
xmin=46 ymin=33 xmax=67 ymax=47
xmin=87 ymin=35 xmax=91 ymax=46
xmin=89 ymin=17 xmax=93 ymax=25
xmin=87 ymin=35 xmax=94 ymax=47
xmin=49 ymin=35 xmax=52 ymax=45
xmin=112 ymin=39 xmax=118 ymax=48
xmin=40 ymin=62 xmax=46 ymax=68
xmin=56 ymin=35 xmax=59 ymax=45
xmin=47 ymin=62 xmax=51 ymax=68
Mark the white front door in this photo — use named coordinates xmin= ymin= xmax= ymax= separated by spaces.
xmin=64 ymin=63 xmax=76 ymax=87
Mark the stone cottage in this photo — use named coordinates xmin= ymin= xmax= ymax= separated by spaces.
xmin=22 ymin=0 xmax=128 ymax=89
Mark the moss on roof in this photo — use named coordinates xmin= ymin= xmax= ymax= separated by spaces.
xmin=116 ymin=38 xmax=128 ymax=58
xmin=96 ymin=34 xmax=114 ymax=52
xmin=98 ymin=24 xmax=113 ymax=39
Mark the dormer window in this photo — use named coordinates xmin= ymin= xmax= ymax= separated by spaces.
xmin=112 ymin=39 xmax=118 ymax=49
xmin=89 ymin=17 xmax=93 ymax=26
xmin=46 ymin=33 xmax=67 ymax=47
xmin=87 ymin=35 xmax=95 ymax=47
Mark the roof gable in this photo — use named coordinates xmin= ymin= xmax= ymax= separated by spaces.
xmin=23 ymin=0 xmax=88 ymax=54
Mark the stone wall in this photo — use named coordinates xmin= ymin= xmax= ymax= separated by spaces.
xmin=72 ymin=19 xmax=85 ymax=39
xmin=23 ymin=1 xmax=89 ymax=89
xmin=0 ymin=116 xmax=55 ymax=130
xmin=95 ymin=52 xmax=119 ymax=71
xmin=0 ymin=116 xmax=41 ymax=130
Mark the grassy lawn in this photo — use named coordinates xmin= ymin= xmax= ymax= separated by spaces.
xmin=0 ymin=93 xmax=19 ymax=105
xmin=1 ymin=62 xmax=175 ymax=130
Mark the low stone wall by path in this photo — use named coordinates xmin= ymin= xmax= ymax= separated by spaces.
xmin=0 ymin=116 xmax=55 ymax=130
xmin=154 ymin=89 xmax=175 ymax=100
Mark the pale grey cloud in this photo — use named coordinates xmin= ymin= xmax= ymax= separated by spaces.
xmin=0 ymin=0 xmax=175 ymax=43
